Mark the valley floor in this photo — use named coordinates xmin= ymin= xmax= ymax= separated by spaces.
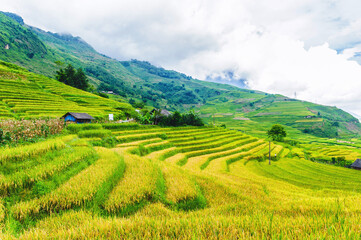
xmin=1 ymin=125 xmax=361 ymax=239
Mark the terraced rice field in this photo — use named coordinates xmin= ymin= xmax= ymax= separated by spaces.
xmin=0 ymin=61 xmax=132 ymax=119
xmin=2 ymin=124 xmax=361 ymax=239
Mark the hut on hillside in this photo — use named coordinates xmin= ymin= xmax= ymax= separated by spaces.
xmin=351 ymin=159 xmax=361 ymax=170
xmin=150 ymin=108 xmax=172 ymax=125
xmin=61 ymin=112 xmax=94 ymax=124
xmin=150 ymin=109 xmax=171 ymax=117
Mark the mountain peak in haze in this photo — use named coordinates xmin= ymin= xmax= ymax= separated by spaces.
xmin=0 ymin=11 xmax=24 ymax=25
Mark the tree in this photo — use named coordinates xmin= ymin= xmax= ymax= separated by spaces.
xmin=267 ymin=124 xmax=287 ymax=141
xmin=55 ymin=64 xmax=89 ymax=91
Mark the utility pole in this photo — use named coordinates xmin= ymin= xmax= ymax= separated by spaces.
xmin=269 ymin=141 xmax=271 ymax=165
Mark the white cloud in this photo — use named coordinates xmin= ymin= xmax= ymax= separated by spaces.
xmin=2 ymin=0 xmax=361 ymax=115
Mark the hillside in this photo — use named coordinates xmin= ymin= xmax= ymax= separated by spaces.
xmin=0 ymin=11 xmax=360 ymax=138
xmin=196 ymin=93 xmax=361 ymax=139
xmin=0 ymin=11 xmax=236 ymax=110
xmin=1 ymin=125 xmax=361 ymax=238
xmin=0 ymin=61 xmax=133 ymax=119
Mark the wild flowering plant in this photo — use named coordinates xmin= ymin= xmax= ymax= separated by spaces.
xmin=0 ymin=119 xmax=64 ymax=144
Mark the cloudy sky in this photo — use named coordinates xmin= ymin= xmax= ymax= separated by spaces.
xmin=3 ymin=0 xmax=361 ymax=116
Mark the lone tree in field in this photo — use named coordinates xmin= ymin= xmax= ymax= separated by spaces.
xmin=267 ymin=124 xmax=287 ymax=142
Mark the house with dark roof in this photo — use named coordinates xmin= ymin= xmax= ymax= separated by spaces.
xmin=150 ymin=109 xmax=172 ymax=117
xmin=351 ymin=159 xmax=361 ymax=170
xmin=61 ymin=112 xmax=95 ymax=124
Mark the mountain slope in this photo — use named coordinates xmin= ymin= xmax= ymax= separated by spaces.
xmin=0 ymin=61 xmax=133 ymax=119
xmin=196 ymin=92 xmax=361 ymax=139
xmin=0 ymin=12 xmax=242 ymax=109
xmin=0 ymin=12 xmax=360 ymax=138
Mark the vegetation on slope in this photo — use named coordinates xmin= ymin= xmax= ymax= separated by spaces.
xmin=0 ymin=61 xmax=134 ymax=120
xmin=196 ymin=93 xmax=361 ymax=139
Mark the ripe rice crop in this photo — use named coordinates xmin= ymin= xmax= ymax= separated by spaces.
xmin=179 ymin=134 xmax=247 ymax=153
xmin=0 ymin=198 xmax=4 ymax=223
xmin=0 ymin=147 xmax=97 ymax=194
xmin=160 ymin=163 xmax=198 ymax=204
xmin=102 ymin=123 xmax=157 ymax=130
xmin=164 ymin=153 xmax=188 ymax=164
xmin=116 ymin=138 xmax=163 ymax=148
xmin=185 ymin=137 xmax=257 ymax=170
xmin=66 ymin=123 xmax=103 ymax=133
xmin=173 ymin=131 xmax=236 ymax=147
xmin=4 ymin=125 xmax=361 ymax=239
xmin=291 ymin=147 xmax=305 ymax=159
xmin=103 ymin=151 xmax=161 ymax=214
xmin=148 ymin=147 xmax=180 ymax=161
xmin=0 ymin=138 xmax=66 ymax=164
xmin=111 ymin=127 xmax=173 ymax=136
xmin=78 ymin=129 xmax=111 ymax=138
xmin=280 ymin=148 xmax=290 ymax=157
xmin=116 ymin=133 xmax=167 ymax=143
xmin=12 ymin=147 xmax=123 ymax=220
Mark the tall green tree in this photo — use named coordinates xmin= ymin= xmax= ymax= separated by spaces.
xmin=267 ymin=124 xmax=287 ymax=141
xmin=55 ymin=64 xmax=89 ymax=91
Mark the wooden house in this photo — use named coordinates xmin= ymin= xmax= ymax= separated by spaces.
xmin=150 ymin=109 xmax=171 ymax=117
xmin=61 ymin=112 xmax=94 ymax=124
xmin=351 ymin=159 xmax=361 ymax=170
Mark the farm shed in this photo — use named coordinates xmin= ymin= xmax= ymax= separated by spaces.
xmin=150 ymin=109 xmax=171 ymax=117
xmin=61 ymin=112 xmax=94 ymax=124
xmin=351 ymin=159 xmax=361 ymax=170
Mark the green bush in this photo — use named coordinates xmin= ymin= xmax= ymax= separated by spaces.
xmin=78 ymin=129 xmax=111 ymax=138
